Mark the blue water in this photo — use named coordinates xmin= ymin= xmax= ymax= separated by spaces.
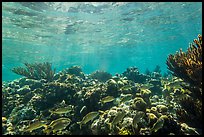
xmin=2 ymin=2 xmax=202 ymax=81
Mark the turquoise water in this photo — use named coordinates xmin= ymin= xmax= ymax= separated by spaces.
xmin=2 ymin=2 xmax=202 ymax=82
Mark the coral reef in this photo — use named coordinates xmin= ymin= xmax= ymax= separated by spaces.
xmin=122 ymin=67 xmax=149 ymax=83
xmin=2 ymin=62 xmax=202 ymax=135
xmin=166 ymin=34 xmax=202 ymax=130
xmin=89 ymin=70 xmax=112 ymax=82
xmin=11 ymin=62 xmax=56 ymax=82
xmin=166 ymin=34 xmax=202 ymax=88
xmin=61 ymin=65 xmax=85 ymax=79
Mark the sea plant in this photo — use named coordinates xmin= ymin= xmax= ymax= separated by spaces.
xmin=166 ymin=34 xmax=202 ymax=130
xmin=166 ymin=34 xmax=202 ymax=88
xmin=11 ymin=62 xmax=56 ymax=82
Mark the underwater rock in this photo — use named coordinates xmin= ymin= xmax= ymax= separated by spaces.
xmin=62 ymin=66 xmax=85 ymax=79
xmin=106 ymin=79 xmax=118 ymax=94
xmin=132 ymin=111 xmax=145 ymax=130
xmin=146 ymin=113 xmax=158 ymax=127
xmin=109 ymin=109 xmax=127 ymax=130
xmin=91 ymin=117 xmax=110 ymax=135
xmin=19 ymin=78 xmax=27 ymax=87
xmin=131 ymin=97 xmax=147 ymax=111
xmin=122 ymin=67 xmax=148 ymax=83
xmin=150 ymin=95 xmax=159 ymax=104
xmin=91 ymin=119 xmax=100 ymax=135
xmin=161 ymin=88 xmax=171 ymax=99
xmin=154 ymin=115 xmax=181 ymax=135
xmin=17 ymin=85 xmax=31 ymax=95
xmin=140 ymin=88 xmax=151 ymax=105
xmin=149 ymin=79 xmax=161 ymax=86
xmin=156 ymin=105 xmax=168 ymax=114
xmin=149 ymin=86 xmax=162 ymax=95
xmin=107 ymin=109 xmax=118 ymax=118
xmin=139 ymin=127 xmax=151 ymax=135
xmin=121 ymin=117 xmax=133 ymax=128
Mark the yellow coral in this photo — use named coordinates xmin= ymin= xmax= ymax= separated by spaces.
xmin=118 ymin=127 xmax=133 ymax=135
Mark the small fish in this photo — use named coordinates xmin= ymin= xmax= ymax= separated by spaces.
xmin=165 ymin=79 xmax=184 ymax=89
xmin=100 ymin=96 xmax=115 ymax=104
xmin=119 ymin=85 xmax=132 ymax=91
xmin=132 ymin=111 xmax=145 ymax=128
xmin=77 ymin=111 xmax=99 ymax=129
xmin=49 ymin=105 xmax=73 ymax=115
xmin=110 ymin=110 xmax=126 ymax=129
xmin=120 ymin=94 xmax=133 ymax=103
xmin=151 ymin=116 xmax=165 ymax=133
xmin=139 ymin=83 xmax=154 ymax=90
xmin=24 ymin=120 xmax=47 ymax=132
xmin=45 ymin=118 xmax=71 ymax=134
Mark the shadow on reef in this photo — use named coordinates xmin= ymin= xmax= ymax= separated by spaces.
xmin=2 ymin=35 xmax=202 ymax=135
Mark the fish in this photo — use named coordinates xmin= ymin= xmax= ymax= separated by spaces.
xmin=110 ymin=110 xmax=126 ymax=129
xmin=24 ymin=120 xmax=47 ymax=132
xmin=49 ymin=105 xmax=73 ymax=115
xmin=77 ymin=111 xmax=99 ymax=129
xmin=132 ymin=111 xmax=145 ymax=128
xmin=165 ymin=78 xmax=184 ymax=90
xmin=138 ymin=83 xmax=154 ymax=90
xmin=44 ymin=118 xmax=71 ymax=134
xmin=100 ymin=96 xmax=115 ymax=104
xmin=120 ymin=94 xmax=133 ymax=103
xmin=151 ymin=116 xmax=165 ymax=133
xmin=119 ymin=85 xmax=132 ymax=91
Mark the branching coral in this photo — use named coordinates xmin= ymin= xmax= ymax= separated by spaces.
xmin=11 ymin=62 xmax=56 ymax=82
xmin=166 ymin=34 xmax=202 ymax=88
xmin=166 ymin=35 xmax=202 ymax=129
